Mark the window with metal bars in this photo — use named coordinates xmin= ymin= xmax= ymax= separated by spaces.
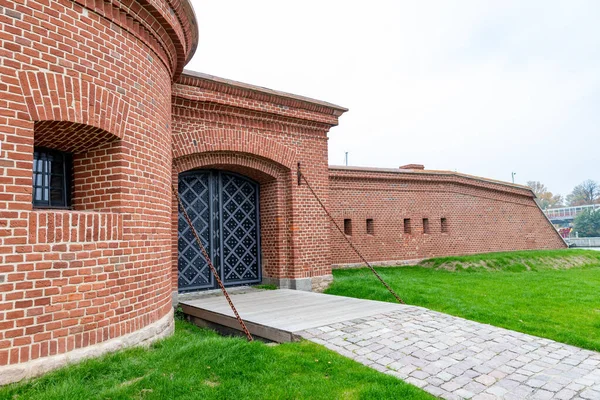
xmin=32 ymin=147 xmax=72 ymax=208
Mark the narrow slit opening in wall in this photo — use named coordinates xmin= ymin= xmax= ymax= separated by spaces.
xmin=404 ymin=218 xmax=411 ymax=234
xmin=423 ymin=218 xmax=429 ymax=234
xmin=344 ymin=219 xmax=352 ymax=236
xmin=441 ymin=217 xmax=448 ymax=233
xmin=366 ymin=218 xmax=374 ymax=235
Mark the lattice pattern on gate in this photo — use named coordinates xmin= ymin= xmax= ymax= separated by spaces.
xmin=221 ymin=173 xmax=260 ymax=284
xmin=177 ymin=170 xmax=261 ymax=292
xmin=178 ymin=172 xmax=213 ymax=291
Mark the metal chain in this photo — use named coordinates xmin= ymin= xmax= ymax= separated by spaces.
xmin=299 ymin=173 xmax=406 ymax=305
xmin=172 ymin=185 xmax=254 ymax=341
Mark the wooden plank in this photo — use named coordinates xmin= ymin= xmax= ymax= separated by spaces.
xmin=180 ymin=289 xmax=405 ymax=341
xmin=181 ymin=303 xmax=297 ymax=343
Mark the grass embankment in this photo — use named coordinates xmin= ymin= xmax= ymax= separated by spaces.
xmin=326 ymin=249 xmax=600 ymax=351
xmin=1 ymin=320 xmax=433 ymax=400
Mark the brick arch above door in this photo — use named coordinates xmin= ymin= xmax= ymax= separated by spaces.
xmin=172 ymin=129 xmax=297 ymax=171
xmin=171 ymin=151 xmax=294 ymax=294
xmin=174 ymin=151 xmax=291 ymax=183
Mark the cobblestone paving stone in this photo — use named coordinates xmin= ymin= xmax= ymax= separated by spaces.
xmin=297 ymin=307 xmax=600 ymax=399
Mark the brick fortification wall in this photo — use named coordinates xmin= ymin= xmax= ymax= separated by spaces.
xmin=171 ymin=72 xmax=346 ymax=292
xmin=329 ymin=167 xmax=566 ymax=266
xmin=0 ymin=0 xmax=197 ymax=383
xmin=0 ymin=0 xmax=567 ymax=386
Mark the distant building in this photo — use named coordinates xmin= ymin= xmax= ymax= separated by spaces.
xmin=545 ymin=204 xmax=600 ymax=225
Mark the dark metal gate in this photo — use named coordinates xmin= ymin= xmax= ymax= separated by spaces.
xmin=177 ymin=170 xmax=261 ymax=292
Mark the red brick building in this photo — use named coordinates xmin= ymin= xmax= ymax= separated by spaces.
xmin=0 ymin=0 xmax=564 ymax=384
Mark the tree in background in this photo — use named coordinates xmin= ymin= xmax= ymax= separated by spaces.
xmin=527 ymin=181 xmax=564 ymax=209
xmin=573 ymin=209 xmax=600 ymax=237
xmin=566 ymin=180 xmax=600 ymax=206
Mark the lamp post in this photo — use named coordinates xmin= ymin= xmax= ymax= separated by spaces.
xmin=512 ymin=172 xmax=517 ymax=183
xmin=345 ymin=152 xmax=348 ymax=166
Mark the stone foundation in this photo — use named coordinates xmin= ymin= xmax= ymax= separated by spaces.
xmin=259 ymin=275 xmax=334 ymax=292
xmin=332 ymin=259 xmax=424 ymax=269
xmin=262 ymin=277 xmax=313 ymax=291
xmin=311 ymin=274 xmax=334 ymax=292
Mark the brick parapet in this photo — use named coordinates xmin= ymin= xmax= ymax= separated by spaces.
xmin=329 ymin=166 xmax=535 ymax=198
xmin=174 ymin=71 xmax=346 ymax=126
xmin=328 ymin=167 xmax=566 ymax=264
xmin=172 ymin=100 xmax=333 ymax=137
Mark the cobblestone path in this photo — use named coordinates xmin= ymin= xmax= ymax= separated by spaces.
xmin=298 ymin=307 xmax=600 ymax=400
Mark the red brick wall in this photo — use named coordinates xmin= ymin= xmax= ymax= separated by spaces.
xmin=1 ymin=0 xmax=567 ymax=380
xmin=328 ymin=167 xmax=566 ymax=265
xmin=171 ymin=73 xmax=345 ymax=288
xmin=0 ymin=0 xmax=195 ymax=370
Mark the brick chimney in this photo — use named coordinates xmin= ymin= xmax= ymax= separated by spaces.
xmin=399 ymin=164 xmax=425 ymax=170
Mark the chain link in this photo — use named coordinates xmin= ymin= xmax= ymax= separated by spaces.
xmin=172 ymin=185 xmax=254 ymax=341
xmin=299 ymin=173 xmax=405 ymax=304
xmin=173 ymin=168 xmax=404 ymax=343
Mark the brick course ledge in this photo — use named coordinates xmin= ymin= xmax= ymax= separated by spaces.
xmin=0 ymin=309 xmax=174 ymax=386
xmin=179 ymin=70 xmax=348 ymax=116
xmin=329 ymin=165 xmax=534 ymax=196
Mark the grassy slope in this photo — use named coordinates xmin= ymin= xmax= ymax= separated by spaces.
xmin=0 ymin=320 xmax=433 ymax=400
xmin=326 ymin=249 xmax=600 ymax=352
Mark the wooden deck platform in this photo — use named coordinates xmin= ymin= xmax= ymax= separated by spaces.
xmin=180 ymin=289 xmax=403 ymax=342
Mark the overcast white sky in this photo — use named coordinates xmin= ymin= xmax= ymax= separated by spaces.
xmin=186 ymin=0 xmax=599 ymax=198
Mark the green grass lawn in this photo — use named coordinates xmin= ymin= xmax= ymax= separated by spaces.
xmin=1 ymin=319 xmax=433 ymax=400
xmin=326 ymin=249 xmax=600 ymax=352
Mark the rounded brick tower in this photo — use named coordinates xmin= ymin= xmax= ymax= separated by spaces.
xmin=0 ymin=0 xmax=197 ymax=383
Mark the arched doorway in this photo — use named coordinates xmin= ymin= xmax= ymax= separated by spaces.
xmin=177 ymin=170 xmax=261 ymax=292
